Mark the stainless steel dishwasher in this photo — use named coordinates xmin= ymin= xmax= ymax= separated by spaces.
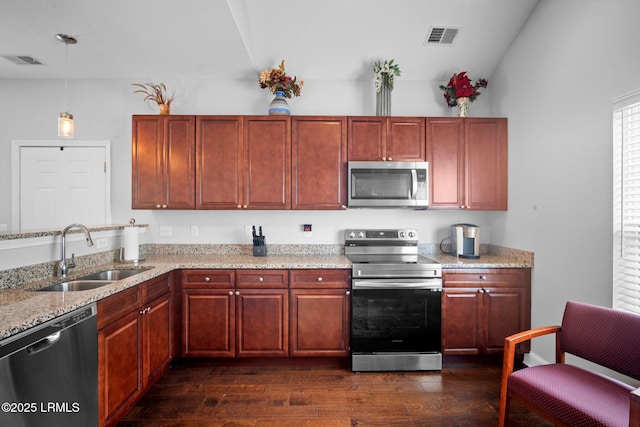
xmin=0 ymin=303 xmax=97 ymax=427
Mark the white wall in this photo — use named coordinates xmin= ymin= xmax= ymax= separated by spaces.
xmin=0 ymin=75 xmax=495 ymax=251
xmin=492 ymin=0 xmax=640 ymax=364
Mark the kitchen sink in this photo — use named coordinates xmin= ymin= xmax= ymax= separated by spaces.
xmin=76 ymin=268 xmax=146 ymax=281
xmin=35 ymin=268 xmax=149 ymax=292
xmin=37 ymin=280 xmax=115 ymax=292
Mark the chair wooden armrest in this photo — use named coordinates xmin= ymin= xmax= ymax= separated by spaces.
xmin=631 ymin=388 xmax=640 ymax=427
xmin=498 ymin=326 xmax=561 ymax=427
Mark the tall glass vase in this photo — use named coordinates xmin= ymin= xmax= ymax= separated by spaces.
xmin=376 ymin=75 xmax=392 ymax=116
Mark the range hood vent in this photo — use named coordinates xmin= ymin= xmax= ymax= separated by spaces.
xmin=424 ymin=27 xmax=459 ymax=45
xmin=2 ymin=55 xmax=43 ymax=65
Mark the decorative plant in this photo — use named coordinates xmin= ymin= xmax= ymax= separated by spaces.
xmin=373 ymin=59 xmax=401 ymax=92
xmin=259 ymin=60 xmax=304 ymax=98
xmin=439 ymin=72 xmax=487 ymax=108
xmin=132 ymin=82 xmax=175 ymax=106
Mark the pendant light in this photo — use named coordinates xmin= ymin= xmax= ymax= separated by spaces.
xmin=56 ymin=34 xmax=77 ymax=138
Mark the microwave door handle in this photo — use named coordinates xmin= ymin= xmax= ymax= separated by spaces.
xmin=411 ymin=169 xmax=418 ymax=199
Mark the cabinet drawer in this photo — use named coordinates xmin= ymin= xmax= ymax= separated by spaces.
xmin=236 ymin=270 xmax=288 ymax=288
xmin=443 ymin=269 xmax=526 ymax=288
xmin=182 ymin=269 xmax=235 ymax=288
xmin=289 ymin=269 xmax=351 ymax=288
xmin=97 ymin=286 xmax=140 ymax=329
xmin=141 ymin=273 xmax=170 ymax=303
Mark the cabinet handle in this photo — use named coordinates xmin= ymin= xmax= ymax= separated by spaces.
xmin=346 ymin=290 xmax=351 ymax=295
xmin=243 ymin=205 xmax=248 ymax=209
xmin=156 ymin=204 xmax=161 ymax=209
xmin=205 ymin=277 xmax=211 ymax=282
xmin=382 ymin=157 xmax=386 ymax=161
xmin=235 ymin=291 xmax=240 ymax=295
xmin=317 ymin=277 xmax=323 ymax=282
xmin=388 ymin=156 xmax=392 ymax=161
xmin=162 ymin=204 xmax=168 ymax=209
xmin=479 ymin=276 xmax=487 ymax=280
xmin=341 ymin=205 xmax=347 ymax=210
xmin=229 ymin=291 xmax=234 ymax=296
xmin=258 ymin=277 xmax=264 ymax=282
xmin=237 ymin=205 xmax=242 ymax=209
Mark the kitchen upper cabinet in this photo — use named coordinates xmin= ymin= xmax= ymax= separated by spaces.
xmin=427 ymin=117 xmax=507 ymax=210
xmin=244 ymin=116 xmax=291 ymax=209
xmin=195 ymin=116 xmax=243 ymax=209
xmin=292 ymin=116 xmax=347 ymax=209
xmin=196 ymin=116 xmax=291 ymax=209
xmin=348 ymin=117 xmax=426 ymax=161
xmin=441 ymin=268 xmax=530 ymax=356
xmin=132 ymin=115 xmax=195 ymax=209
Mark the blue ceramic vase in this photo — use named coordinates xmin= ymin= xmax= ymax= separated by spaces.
xmin=268 ymin=90 xmax=291 ymax=115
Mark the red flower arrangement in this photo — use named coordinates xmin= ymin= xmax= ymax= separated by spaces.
xmin=439 ymin=72 xmax=488 ymax=108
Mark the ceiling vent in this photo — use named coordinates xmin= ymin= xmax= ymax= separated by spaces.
xmin=2 ymin=55 xmax=44 ymax=65
xmin=424 ymin=27 xmax=459 ymax=45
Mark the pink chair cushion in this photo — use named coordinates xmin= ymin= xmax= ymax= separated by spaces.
xmin=509 ymin=364 xmax=634 ymax=427
xmin=561 ymin=301 xmax=640 ymax=381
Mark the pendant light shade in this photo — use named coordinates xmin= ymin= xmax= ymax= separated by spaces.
xmin=56 ymin=34 xmax=76 ymax=139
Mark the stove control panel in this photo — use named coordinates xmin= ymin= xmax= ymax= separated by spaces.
xmin=345 ymin=229 xmax=418 ymax=244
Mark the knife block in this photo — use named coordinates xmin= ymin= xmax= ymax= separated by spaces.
xmin=253 ymin=244 xmax=267 ymax=257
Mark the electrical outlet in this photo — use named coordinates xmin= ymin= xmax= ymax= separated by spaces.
xmin=159 ymin=225 xmax=173 ymax=237
xmin=190 ymin=225 xmax=199 ymax=237
xmin=95 ymin=238 xmax=108 ymax=249
xmin=244 ymin=225 xmax=253 ymax=237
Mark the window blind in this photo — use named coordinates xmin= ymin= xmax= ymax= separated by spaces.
xmin=613 ymin=90 xmax=640 ymax=314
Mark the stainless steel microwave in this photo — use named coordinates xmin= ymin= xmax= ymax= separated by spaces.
xmin=347 ymin=161 xmax=429 ymax=208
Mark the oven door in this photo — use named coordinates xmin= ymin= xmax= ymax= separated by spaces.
xmin=350 ymin=280 xmax=441 ymax=353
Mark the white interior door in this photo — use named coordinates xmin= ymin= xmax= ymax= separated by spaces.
xmin=17 ymin=144 xmax=109 ymax=231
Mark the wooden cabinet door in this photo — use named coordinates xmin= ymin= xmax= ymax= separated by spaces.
xmin=236 ymin=289 xmax=289 ymax=357
xmin=98 ymin=310 xmax=141 ymax=426
xmin=292 ymin=117 xmax=347 ymax=209
xmin=196 ymin=116 xmax=244 ymax=209
xmin=465 ymin=118 xmax=508 ymax=210
xmin=347 ymin=117 xmax=386 ymax=160
xmin=290 ymin=289 xmax=350 ymax=356
xmin=142 ymin=294 xmax=171 ymax=387
xmin=441 ymin=288 xmax=482 ymax=355
xmin=244 ymin=116 xmax=291 ymax=209
xmin=182 ymin=289 xmax=235 ymax=357
xmin=132 ymin=115 xmax=195 ymax=209
xmin=426 ymin=117 xmax=464 ymax=208
xmin=387 ymin=117 xmax=426 ymax=161
xmin=483 ymin=287 xmax=526 ymax=354
xmin=132 ymin=116 xmax=164 ymax=209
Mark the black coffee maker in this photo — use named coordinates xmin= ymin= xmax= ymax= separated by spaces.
xmin=450 ymin=223 xmax=480 ymax=259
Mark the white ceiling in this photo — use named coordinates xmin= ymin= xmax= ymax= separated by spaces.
xmin=0 ymin=0 xmax=538 ymax=83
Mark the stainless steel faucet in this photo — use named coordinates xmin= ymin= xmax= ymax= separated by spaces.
xmin=58 ymin=223 xmax=94 ymax=277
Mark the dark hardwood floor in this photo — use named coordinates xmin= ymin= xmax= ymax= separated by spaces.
xmin=118 ymin=357 xmax=551 ymax=426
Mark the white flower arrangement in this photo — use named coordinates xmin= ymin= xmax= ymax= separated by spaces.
xmin=373 ymin=59 xmax=401 ymax=93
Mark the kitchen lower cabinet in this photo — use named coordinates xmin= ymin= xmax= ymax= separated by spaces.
xmin=289 ymin=269 xmax=351 ymax=357
xmin=181 ymin=269 xmax=289 ymax=357
xmin=441 ymin=268 xmax=530 ymax=356
xmin=97 ymin=274 xmax=171 ymax=427
xmin=427 ymin=117 xmax=507 ymax=210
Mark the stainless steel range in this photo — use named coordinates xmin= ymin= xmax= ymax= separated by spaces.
xmin=345 ymin=229 xmax=442 ymax=372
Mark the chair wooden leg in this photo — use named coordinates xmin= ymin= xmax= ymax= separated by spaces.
xmin=498 ymin=393 xmax=510 ymax=427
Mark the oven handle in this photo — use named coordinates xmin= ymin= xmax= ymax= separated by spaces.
xmin=352 ymin=278 xmax=442 ymax=290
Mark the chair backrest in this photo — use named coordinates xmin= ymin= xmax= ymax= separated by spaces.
xmin=561 ymin=300 xmax=640 ymax=381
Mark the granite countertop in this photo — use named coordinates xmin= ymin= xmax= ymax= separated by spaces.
xmin=0 ymin=248 xmax=532 ymax=341
xmin=0 ymin=253 xmax=351 ymax=340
